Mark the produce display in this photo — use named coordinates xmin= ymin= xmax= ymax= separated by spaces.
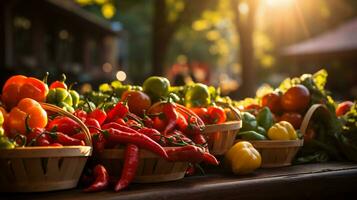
xmin=0 ymin=68 xmax=356 ymax=193
xmin=235 ymin=69 xmax=357 ymax=164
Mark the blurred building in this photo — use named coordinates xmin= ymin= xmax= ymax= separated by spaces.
xmin=281 ymin=18 xmax=357 ymax=99
xmin=0 ymin=0 xmax=121 ymax=86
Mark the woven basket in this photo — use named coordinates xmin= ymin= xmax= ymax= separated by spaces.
xmin=100 ymin=148 xmax=189 ymax=183
xmin=249 ymin=140 xmax=303 ymax=168
xmin=203 ymin=103 xmax=242 ymax=155
xmin=242 ymin=104 xmax=327 ymax=168
xmin=0 ymin=103 xmax=92 ymax=192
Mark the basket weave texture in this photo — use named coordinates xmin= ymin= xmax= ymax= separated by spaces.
xmin=0 ymin=103 xmax=92 ymax=192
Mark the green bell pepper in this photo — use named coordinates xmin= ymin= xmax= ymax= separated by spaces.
xmin=237 ymin=131 xmax=267 ymax=140
xmin=47 ymin=88 xmax=73 ymax=107
xmin=69 ymin=90 xmax=80 ymax=108
xmin=241 ymin=112 xmax=258 ymax=132
xmin=256 ymin=107 xmax=274 ymax=131
xmin=256 ymin=126 xmax=267 ymax=136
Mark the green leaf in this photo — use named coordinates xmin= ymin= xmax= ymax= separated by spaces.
xmin=312 ymin=69 xmax=328 ymax=91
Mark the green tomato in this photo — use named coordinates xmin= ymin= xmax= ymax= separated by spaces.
xmin=184 ymin=83 xmax=210 ymax=108
xmin=143 ymin=76 xmax=170 ymax=102
xmin=0 ymin=137 xmax=15 ymax=149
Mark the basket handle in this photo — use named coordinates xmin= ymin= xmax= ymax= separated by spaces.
xmin=40 ymin=103 xmax=92 ymax=147
xmin=300 ymin=104 xmax=330 ymax=136
xmin=216 ymin=101 xmax=241 ymax=121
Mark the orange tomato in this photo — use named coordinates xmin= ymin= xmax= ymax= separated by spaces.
xmin=1 ymin=75 xmax=48 ymax=109
xmin=7 ymin=98 xmax=48 ymax=136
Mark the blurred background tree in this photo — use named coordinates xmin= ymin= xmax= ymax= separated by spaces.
xmin=57 ymin=0 xmax=357 ymax=98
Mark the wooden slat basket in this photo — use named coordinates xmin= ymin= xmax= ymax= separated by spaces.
xmin=203 ymin=103 xmax=242 ymax=155
xmin=0 ymin=103 xmax=92 ymax=192
xmin=247 ymin=104 xmax=326 ymax=168
xmin=100 ymin=148 xmax=189 ymax=183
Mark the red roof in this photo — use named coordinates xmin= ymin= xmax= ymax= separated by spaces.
xmin=282 ymin=18 xmax=357 ymax=56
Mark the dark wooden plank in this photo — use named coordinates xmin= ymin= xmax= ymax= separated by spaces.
xmin=4 ymin=162 xmax=357 ymax=200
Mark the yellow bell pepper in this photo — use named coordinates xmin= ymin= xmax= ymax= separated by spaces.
xmin=225 ymin=141 xmax=261 ymax=174
xmin=267 ymin=121 xmax=297 ymax=140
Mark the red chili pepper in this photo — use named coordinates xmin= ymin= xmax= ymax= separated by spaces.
xmin=84 ymin=164 xmax=109 ymax=192
xmin=139 ymin=127 xmax=163 ymax=145
xmin=162 ymin=102 xmax=178 ymax=135
xmin=171 ymin=130 xmax=194 ymax=145
xmin=85 ymin=118 xmax=101 ymax=135
xmin=165 ymin=145 xmax=205 ymax=163
xmin=72 ymin=132 xmax=86 ymax=141
xmin=88 ymin=108 xmax=107 ymax=125
xmin=115 ymin=118 xmax=126 ymax=126
xmin=74 ymin=109 xmax=88 ymax=122
xmin=202 ymin=152 xmax=219 ymax=165
xmin=101 ymin=128 xmax=167 ymax=159
xmin=49 ymin=143 xmax=63 ymax=147
xmin=105 ymin=102 xmax=129 ymax=123
xmin=192 ymin=134 xmax=207 ymax=148
xmin=27 ymin=128 xmax=51 ymax=146
xmin=114 ymin=144 xmax=139 ymax=191
xmin=175 ymin=103 xmax=205 ymax=128
xmin=166 ymin=145 xmax=218 ymax=165
xmin=49 ymin=74 xmax=67 ymax=89
xmin=143 ymin=115 xmax=153 ymax=128
xmin=176 ymin=112 xmax=188 ymax=133
xmin=185 ymin=116 xmax=204 ymax=136
xmin=46 ymin=116 xmax=81 ymax=136
xmin=102 ymin=122 xmax=137 ymax=134
xmin=126 ymin=119 xmax=142 ymax=130
xmin=47 ymin=132 xmax=85 ymax=146
xmin=92 ymin=133 xmax=106 ymax=153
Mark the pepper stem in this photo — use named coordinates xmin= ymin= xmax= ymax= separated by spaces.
xmin=13 ymin=134 xmax=27 ymax=147
xmin=68 ymin=82 xmax=77 ymax=90
xmin=60 ymin=73 xmax=67 ymax=83
xmin=25 ymin=115 xmax=32 ymax=134
xmin=85 ymin=98 xmax=94 ymax=112
xmin=43 ymin=72 xmax=49 ymax=84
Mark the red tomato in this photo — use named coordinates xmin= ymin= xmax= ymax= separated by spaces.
xmin=261 ymin=92 xmax=282 ymax=114
xmin=336 ymin=101 xmax=353 ymax=117
xmin=281 ymin=85 xmax=310 ymax=113
xmin=121 ymin=91 xmax=151 ymax=116
xmin=280 ymin=112 xmax=302 ymax=129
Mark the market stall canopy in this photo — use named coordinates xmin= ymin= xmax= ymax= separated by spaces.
xmin=282 ymin=18 xmax=357 ymax=58
xmin=45 ymin=0 xmax=120 ymax=35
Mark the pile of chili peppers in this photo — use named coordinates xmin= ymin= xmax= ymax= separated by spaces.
xmin=0 ymin=74 xmax=219 ymax=193
xmin=75 ymin=99 xmax=218 ymax=192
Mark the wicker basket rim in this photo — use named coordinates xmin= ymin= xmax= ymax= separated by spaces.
xmin=204 ymin=120 xmax=242 ymax=133
xmin=0 ymin=146 xmax=92 ymax=158
xmin=243 ymin=139 xmax=304 ymax=147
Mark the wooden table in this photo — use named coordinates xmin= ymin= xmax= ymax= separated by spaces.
xmin=4 ymin=162 xmax=357 ymax=200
